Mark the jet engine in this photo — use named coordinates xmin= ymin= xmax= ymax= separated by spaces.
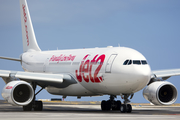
xmin=1 ymin=81 xmax=34 ymax=106
xmin=143 ymin=81 xmax=177 ymax=105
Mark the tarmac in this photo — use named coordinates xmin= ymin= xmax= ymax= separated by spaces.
xmin=0 ymin=100 xmax=180 ymax=120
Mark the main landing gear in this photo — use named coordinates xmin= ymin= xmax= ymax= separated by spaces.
xmin=23 ymin=100 xmax=43 ymax=111
xmin=23 ymin=83 xmax=44 ymax=111
xmin=101 ymin=94 xmax=133 ymax=113
xmin=101 ymin=95 xmax=121 ymax=111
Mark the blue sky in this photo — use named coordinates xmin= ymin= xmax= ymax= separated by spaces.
xmin=0 ymin=0 xmax=180 ymax=103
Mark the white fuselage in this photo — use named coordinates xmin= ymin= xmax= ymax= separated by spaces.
xmin=21 ymin=47 xmax=151 ymax=97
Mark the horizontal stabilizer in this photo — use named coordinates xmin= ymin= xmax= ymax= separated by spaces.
xmin=0 ymin=56 xmax=21 ymax=62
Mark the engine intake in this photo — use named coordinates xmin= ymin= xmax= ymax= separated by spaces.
xmin=143 ymin=81 xmax=177 ymax=105
xmin=2 ymin=81 xmax=34 ymax=106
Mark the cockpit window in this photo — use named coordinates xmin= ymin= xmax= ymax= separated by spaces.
xmin=123 ymin=59 xmax=148 ymax=65
xmin=141 ymin=60 xmax=148 ymax=65
xmin=128 ymin=60 xmax=132 ymax=65
xmin=123 ymin=60 xmax=129 ymax=65
xmin=133 ymin=60 xmax=141 ymax=65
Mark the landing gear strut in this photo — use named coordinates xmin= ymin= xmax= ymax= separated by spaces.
xmin=23 ymin=82 xmax=43 ymax=111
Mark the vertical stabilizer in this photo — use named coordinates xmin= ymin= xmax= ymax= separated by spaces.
xmin=20 ymin=0 xmax=41 ymax=52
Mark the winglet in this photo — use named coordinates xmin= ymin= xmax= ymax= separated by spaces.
xmin=20 ymin=0 xmax=41 ymax=52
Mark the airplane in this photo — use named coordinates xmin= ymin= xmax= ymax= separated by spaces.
xmin=0 ymin=0 xmax=179 ymax=113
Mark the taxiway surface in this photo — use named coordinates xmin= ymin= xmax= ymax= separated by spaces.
xmin=0 ymin=101 xmax=180 ymax=120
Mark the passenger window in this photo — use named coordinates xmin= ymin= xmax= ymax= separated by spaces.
xmin=128 ymin=60 xmax=132 ymax=65
xmin=141 ymin=60 xmax=147 ymax=65
xmin=133 ymin=60 xmax=141 ymax=65
xmin=123 ymin=60 xmax=129 ymax=65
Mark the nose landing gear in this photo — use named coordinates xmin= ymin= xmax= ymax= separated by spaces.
xmin=120 ymin=104 xmax=132 ymax=113
xmin=120 ymin=94 xmax=132 ymax=113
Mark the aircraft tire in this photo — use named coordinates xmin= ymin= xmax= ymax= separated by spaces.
xmin=112 ymin=100 xmax=121 ymax=110
xmin=116 ymin=100 xmax=121 ymax=110
xmin=101 ymin=100 xmax=106 ymax=111
xmin=106 ymin=100 xmax=111 ymax=111
xmin=23 ymin=102 xmax=32 ymax=111
xmin=101 ymin=100 xmax=111 ymax=111
xmin=127 ymin=104 xmax=132 ymax=113
xmin=120 ymin=104 xmax=126 ymax=113
xmin=34 ymin=101 xmax=43 ymax=111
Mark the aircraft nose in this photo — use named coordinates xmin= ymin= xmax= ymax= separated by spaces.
xmin=138 ymin=66 xmax=151 ymax=77
xmin=134 ymin=65 xmax=151 ymax=88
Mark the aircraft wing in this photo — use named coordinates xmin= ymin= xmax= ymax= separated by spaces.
xmin=152 ymin=69 xmax=180 ymax=80
xmin=0 ymin=70 xmax=77 ymax=88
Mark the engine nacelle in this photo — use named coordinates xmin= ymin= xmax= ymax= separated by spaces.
xmin=143 ymin=81 xmax=177 ymax=105
xmin=1 ymin=81 xmax=34 ymax=106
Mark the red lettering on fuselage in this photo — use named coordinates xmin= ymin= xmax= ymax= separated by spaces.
xmin=75 ymin=54 xmax=105 ymax=83
xmin=49 ymin=54 xmax=76 ymax=63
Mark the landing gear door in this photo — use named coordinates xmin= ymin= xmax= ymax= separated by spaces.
xmin=105 ymin=54 xmax=117 ymax=73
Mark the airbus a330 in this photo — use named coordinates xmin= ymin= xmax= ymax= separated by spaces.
xmin=0 ymin=0 xmax=179 ymax=113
